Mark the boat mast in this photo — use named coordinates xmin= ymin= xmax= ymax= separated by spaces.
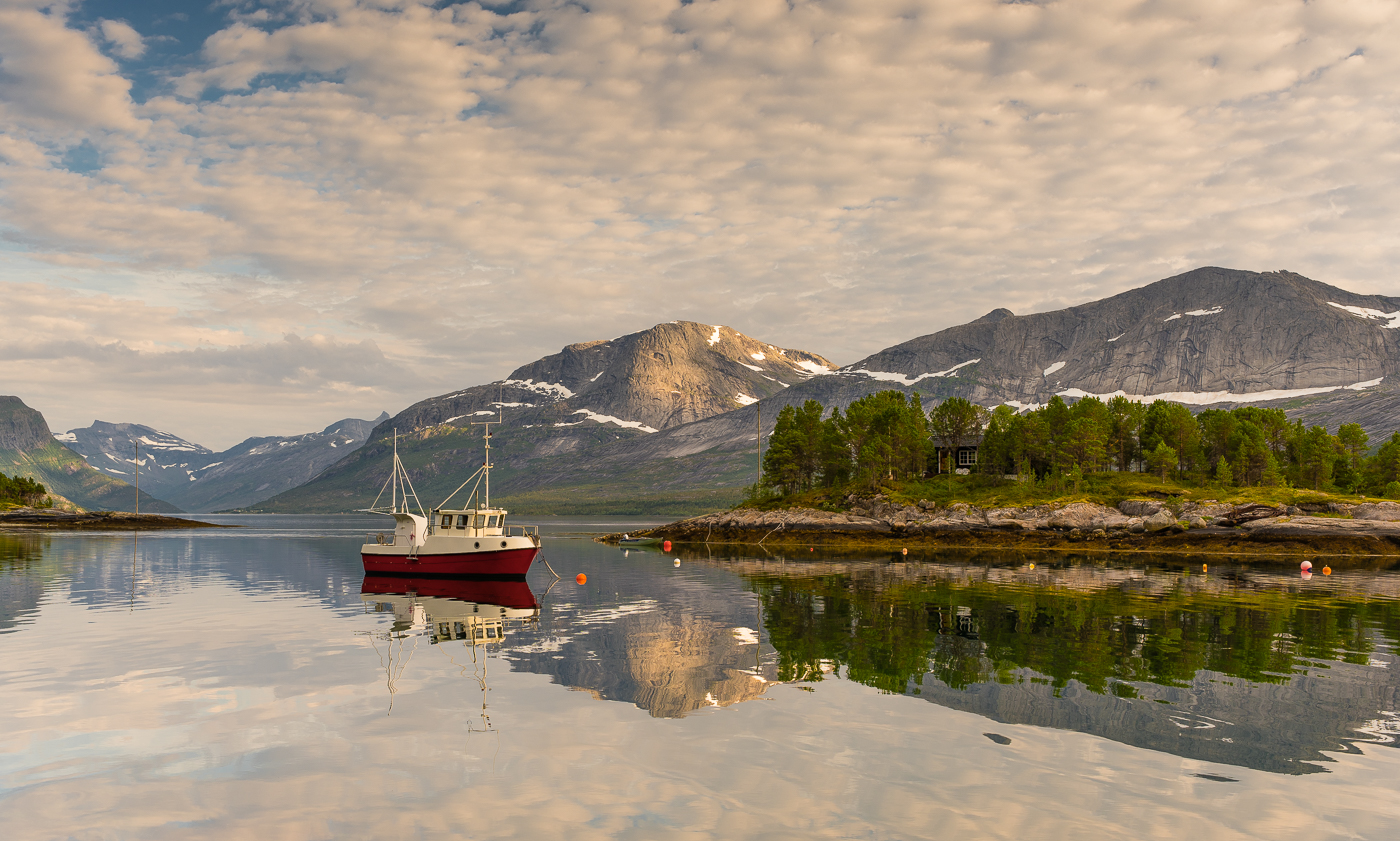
xmin=392 ymin=431 xmax=398 ymax=513
xmin=471 ymin=408 xmax=501 ymax=510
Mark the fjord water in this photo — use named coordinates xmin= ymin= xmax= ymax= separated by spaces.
xmin=3 ymin=518 xmax=1400 ymax=839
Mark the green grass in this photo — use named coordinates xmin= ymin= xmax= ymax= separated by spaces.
xmin=743 ymin=472 xmax=1378 ymax=513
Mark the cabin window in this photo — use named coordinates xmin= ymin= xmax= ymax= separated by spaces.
xmin=486 ymin=515 xmax=500 ymax=529
xmin=958 ymin=449 xmax=978 ymax=466
xmin=474 ymin=514 xmax=487 ymax=529
xmin=456 ymin=515 xmax=469 ymax=529
xmin=440 ymin=514 xmax=451 ymax=528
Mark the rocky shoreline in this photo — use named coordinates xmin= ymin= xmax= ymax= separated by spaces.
xmin=0 ymin=508 xmax=228 ymax=531
xmin=615 ymin=498 xmax=1400 ymax=556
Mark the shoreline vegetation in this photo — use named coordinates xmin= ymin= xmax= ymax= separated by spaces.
xmin=1 ymin=470 xmax=225 ymax=530
xmin=611 ymin=392 xmax=1400 ymax=558
xmin=0 ymin=507 xmax=228 ymax=530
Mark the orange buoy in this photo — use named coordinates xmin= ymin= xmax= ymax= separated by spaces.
xmin=1322 ymin=566 xmax=1332 ymax=575
xmin=1202 ymin=564 xmax=1208 ymax=572
xmin=575 ymin=573 xmax=587 ymax=585
xmin=809 ymin=547 xmax=814 ymax=551
xmin=902 ymin=548 xmax=908 ymax=556
xmin=1029 ymin=563 xmax=1035 ymax=570
xmin=663 ymin=540 xmax=672 ymax=552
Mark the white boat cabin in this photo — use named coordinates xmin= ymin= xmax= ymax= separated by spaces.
xmin=431 ymin=506 xmax=511 ymax=538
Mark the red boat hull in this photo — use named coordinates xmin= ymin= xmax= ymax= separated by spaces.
xmin=360 ymin=546 xmax=538 ymax=577
xmin=360 ymin=576 xmax=539 ymax=609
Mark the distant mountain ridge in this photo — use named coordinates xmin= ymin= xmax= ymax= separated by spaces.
xmin=59 ymin=413 xmax=388 ymax=512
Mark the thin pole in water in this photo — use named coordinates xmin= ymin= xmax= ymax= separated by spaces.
xmin=134 ymin=442 xmax=139 ymax=515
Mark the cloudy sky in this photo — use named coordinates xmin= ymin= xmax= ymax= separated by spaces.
xmin=2 ymin=0 xmax=1398 ymax=448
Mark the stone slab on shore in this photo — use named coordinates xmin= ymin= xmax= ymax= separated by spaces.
xmin=0 ymin=508 xmax=228 ymax=531
xmin=616 ymin=498 xmax=1400 ymax=555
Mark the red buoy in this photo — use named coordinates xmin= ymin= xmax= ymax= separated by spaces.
xmin=575 ymin=573 xmax=587 ymax=585
xmin=663 ymin=540 xmax=672 ymax=552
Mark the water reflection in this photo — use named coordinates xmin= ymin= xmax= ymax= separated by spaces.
xmin=358 ymin=576 xmax=542 ymax=725
xmin=702 ymin=552 xmax=1400 ymax=774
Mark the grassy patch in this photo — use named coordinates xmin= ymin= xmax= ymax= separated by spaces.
xmin=744 ymin=473 xmax=1377 ymax=512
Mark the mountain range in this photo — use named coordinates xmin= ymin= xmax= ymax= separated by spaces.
xmin=258 ymin=267 xmax=1400 ymax=514
xmin=13 ymin=267 xmax=1400 ymax=515
xmin=56 ymin=414 xmax=389 ymax=513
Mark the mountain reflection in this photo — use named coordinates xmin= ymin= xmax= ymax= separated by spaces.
xmin=723 ymin=554 xmax=1400 ymax=774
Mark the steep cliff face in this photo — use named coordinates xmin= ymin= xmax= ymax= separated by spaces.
xmin=0 ymin=397 xmax=53 ymax=452
xmin=254 ymin=322 xmax=832 ymax=512
xmin=59 ymin=414 xmax=388 ymax=512
xmin=0 ymin=397 xmax=177 ymax=513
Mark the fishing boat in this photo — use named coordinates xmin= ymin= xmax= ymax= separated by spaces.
xmin=360 ymin=415 xmax=540 ymax=577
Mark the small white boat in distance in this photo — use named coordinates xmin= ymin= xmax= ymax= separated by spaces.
xmin=360 ymin=417 xmax=540 ymax=577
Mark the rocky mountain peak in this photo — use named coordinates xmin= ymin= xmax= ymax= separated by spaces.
xmin=0 ymin=396 xmax=55 ymax=453
xmin=381 ymin=320 xmax=835 ymax=441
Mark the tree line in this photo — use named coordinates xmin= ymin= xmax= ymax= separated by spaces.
xmin=761 ymin=390 xmax=1400 ymax=496
xmin=0 ymin=471 xmax=48 ymax=507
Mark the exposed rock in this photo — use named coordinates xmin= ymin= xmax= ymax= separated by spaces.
xmin=1240 ymin=516 xmax=1400 ymax=539
xmin=1354 ymin=502 xmax=1400 ymax=522
xmin=1188 ymin=516 xmax=1208 ymax=529
xmin=1143 ymin=510 xmax=1178 ymax=532
xmin=1119 ymin=499 xmax=1164 ymax=518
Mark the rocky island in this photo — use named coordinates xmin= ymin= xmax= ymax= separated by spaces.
xmin=0 ymin=507 xmax=227 ymax=531
xmin=620 ymin=497 xmax=1400 ymax=558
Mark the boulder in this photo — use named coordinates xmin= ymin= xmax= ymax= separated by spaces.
xmin=1354 ymin=502 xmax=1400 ymax=522
xmin=1143 ymin=509 xmax=1177 ymax=532
xmin=1118 ymin=499 xmax=1163 ymax=517
xmin=1048 ymin=503 xmax=1104 ymax=530
xmin=1188 ymin=516 xmax=1208 ymax=529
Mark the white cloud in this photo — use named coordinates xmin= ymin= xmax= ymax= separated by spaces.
xmin=2 ymin=0 xmax=1399 ymax=442
xmin=98 ymin=19 xmax=146 ymax=60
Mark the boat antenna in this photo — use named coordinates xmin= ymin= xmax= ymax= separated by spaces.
xmin=470 ymin=414 xmax=499 ymax=509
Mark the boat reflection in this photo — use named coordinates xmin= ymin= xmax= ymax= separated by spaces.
xmin=360 ymin=575 xmax=539 ymax=640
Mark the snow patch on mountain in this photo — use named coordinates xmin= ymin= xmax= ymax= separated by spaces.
xmin=708 ymin=326 xmax=722 ymax=346
xmin=502 ymin=378 xmax=575 ymax=399
xmin=1329 ymin=302 xmax=1400 ymax=328
xmin=735 ymin=393 xmax=758 ymax=406
xmin=796 ymin=360 xmax=832 ymax=375
xmin=1043 ymin=361 xmax=1066 ymax=376
xmin=1057 ymin=376 xmax=1385 ymax=406
xmin=847 ymin=358 xmax=980 ymax=386
xmin=555 ymin=409 xmax=658 ymax=433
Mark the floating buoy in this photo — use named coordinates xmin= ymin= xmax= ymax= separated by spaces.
xmin=575 ymin=573 xmax=587 ymax=585
xmin=1301 ymin=560 xmax=1313 ymax=571
xmin=1203 ymin=564 xmax=1208 ymax=572
xmin=1323 ymin=566 xmax=1332 ymax=575
xmin=809 ymin=547 xmax=814 ymax=552
xmin=1029 ymin=563 xmax=1035 ymax=570
xmin=902 ymin=548 xmax=908 ymax=556
xmin=673 ymin=558 xmax=681 ymax=567
xmin=663 ymin=540 xmax=672 ymax=552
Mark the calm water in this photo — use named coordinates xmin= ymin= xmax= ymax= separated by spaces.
xmin=3 ymin=516 xmax=1400 ymax=839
